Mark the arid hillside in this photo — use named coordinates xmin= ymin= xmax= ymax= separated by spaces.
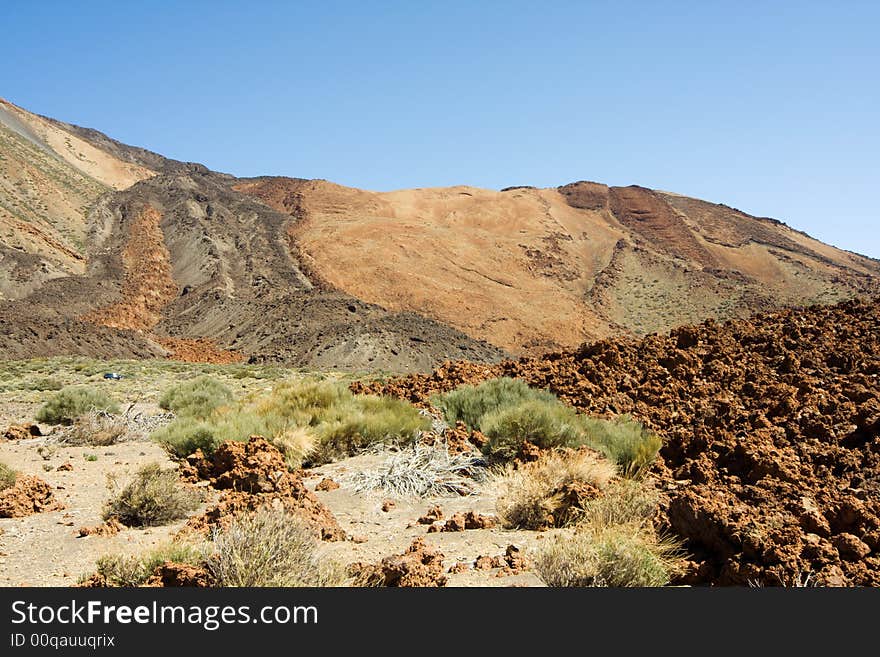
xmin=1 ymin=98 xmax=878 ymax=371
xmin=0 ymin=98 xmax=156 ymax=299
xmin=0 ymin=101 xmax=503 ymax=371
xmin=237 ymin=177 xmax=880 ymax=355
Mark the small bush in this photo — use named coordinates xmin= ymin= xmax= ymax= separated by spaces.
xmin=104 ymin=463 xmax=200 ymax=527
xmin=159 ymin=376 xmax=233 ymax=418
xmin=576 ymin=478 xmax=659 ymax=530
xmin=481 ymin=400 xmax=585 ymax=460
xmin=433 ymin=377 xmax=557 ymax=429
xmin=92 ymin=542 xmax=209 ymax=587
xmin=495 ymin=449 xmax=616 ymax=529
xmin=271 ymin=426 xmax=317 ymax=466
xmin=311 ymin=395 xmax=429 ymax=464
xmin=0 ymin=462 xmax=17 ymax=490
xmin=35 ymin=387 xmax=120 ymax=425
xmin=535 ymin=525 xmax=681 ymax=587
xmin=580 ymin=415 xmax=662 ymax=476
xmin=259 ymin=379 xmax=348 ymax=419
xmin=208 ymin=508 xmax=345 ymax=587
xmin=152 ymin=418 xmax=218 ymax=457
xmin=30 ymin=377 xmax=63 ymax=392
xmin=64 ymin=410 xmax=127 ymax=446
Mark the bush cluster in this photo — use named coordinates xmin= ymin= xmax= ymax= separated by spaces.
xmin=35 ymin=386 xmax=120 ymax=425
xmin=434 ymin=378 xmax=661 ymax=473
xmin=158 ymin=376 xmax=233 ymax=418
xmin=152 ymin=379 xmax=429 ymax=465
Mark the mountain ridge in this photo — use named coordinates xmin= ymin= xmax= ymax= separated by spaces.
xmin=1 ymin=97 xmax=877 ymax=370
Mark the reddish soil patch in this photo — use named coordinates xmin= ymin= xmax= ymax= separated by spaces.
xmin=2 ymin=424 xmax=41 ymax=441
xmin=419 ymin=421 xmax=486 ymax=454
xmin=77 ymin=518 xmax=123 ymax=537
xmin=315 ymin=477 xmax=340 ymax=491
xmin=350 ymin=537 xmax=447 ymax=587
xmin=473 ymin=545 xmax=529 ymax=577
xmin=357 ymin=297 xmax=880 ymax=586
xmin=427 ymin=511 xmax=497 ymax=533
xmin=144 ymin=562 xmax=211 ymax=587
xmin=83 ymin=205 xmax=178 ymax=331
xmin=0 ymin=475 xmax=64 ymax=518
xmin=607 ymin=185 xmax=719 ymax=268
xmin=155 ymin=337 xmax=246 ymax=364
xmin=183 ymin=437 xmax=344 ymax=541
xmin=417 ymin=505 xmax=444 ymax=524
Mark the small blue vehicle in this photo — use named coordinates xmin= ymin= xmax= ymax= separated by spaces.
xmin=103 ymin=372 xmax=123 ymax=380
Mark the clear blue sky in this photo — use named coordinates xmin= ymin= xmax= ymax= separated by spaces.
xmin=3 ymin=1 xmax=878 ymax=258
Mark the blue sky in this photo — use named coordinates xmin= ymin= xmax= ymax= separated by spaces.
xmin=3 ymin=1 xmax=878 ymax=258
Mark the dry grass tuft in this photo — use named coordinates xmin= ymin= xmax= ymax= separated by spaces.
xmin=494 ymin=449 xmax=616 ymax=529
xmin=207 ymin=508 xmax=345 ymax=587
xmin=535 ymin=525 xmax=683 ymax=587
xmin=88 ymin=541 xmax=210 ymax=587
xmin=344 ymin=443 xmax=488 ymax=497
xmin=103 ymin=463 xmax=200 ymax=527
xmin=575 ymin=477 xmax=660 ymax=530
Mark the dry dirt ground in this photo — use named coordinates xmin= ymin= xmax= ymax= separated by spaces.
xmin=306 ymin=452 xmax=544 ymax=587
xmin=0 ymin=358 xmax=544 ymax=587
xmin=0 ymin=437 xmax=195 ymax=586
xmin=0 ymin=436 xmax=544 ymax=587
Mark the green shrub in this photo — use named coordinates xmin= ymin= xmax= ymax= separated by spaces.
xmin=311 ymin=394 xmax=429 ymax=464
xmin=158 ymin=376 xmax=233 ymax=418
xmin=152 ymin=411 xmax=315 ymax=465
xmin=481 ymin=399 xmax=585 ymax=460
xmin=254 ymin=379 xmax=348 ymax=422
xmin=152 ymin=418 xmax=218 ymax=458
xmin=104 ymin=463 xmax=200 ymax=527
xmin=35 ymin=386 xmax=120 ymax=425
xmin=0 ymin=462 xmax=17 ymax=490
xmin=92 ymin=542 xmax=209 ymax=587
xmin=152 ymin=378 xmax=426 ymax=465
xmin=29 ymin=377 xmax=63 ymax=392
xmin=495 ymin=449 xmax=616 ymax=529
xmin=535 ymin=525 xmax=680 ymax=587
xmin=433 ymin=377 xmax=557 ymax=429
xmin=579 ymin=415 xmax=662 ymax=476
xmin=208 ymin=508 xmax=345 ymax=587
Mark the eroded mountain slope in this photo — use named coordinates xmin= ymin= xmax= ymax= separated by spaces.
xmin=2 ymin=98 xmax=878 ymax=371
xmin=0 ymin=98 xmax=156 ymax=299
xmin=237 ymin=177 xmax=880 ymax=355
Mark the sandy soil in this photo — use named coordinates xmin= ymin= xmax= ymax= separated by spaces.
xmin=306 ymin=452 xmax=545 ymax=586
xmin=0 ymin=435 xmax=545 ymax=587
xmin=0 ymin=436 xmax=200 ymax=586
